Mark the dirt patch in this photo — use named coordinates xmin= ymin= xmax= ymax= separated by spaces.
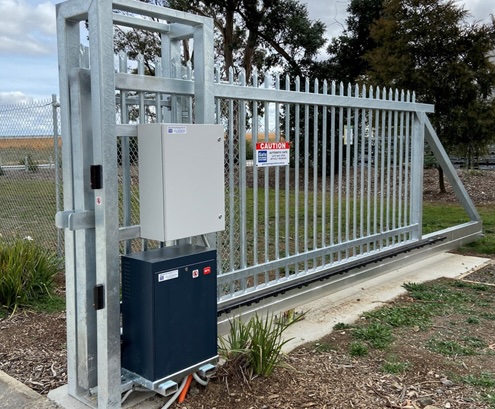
xmin=0 ymin=312 xmax=67 ymax=395
xmin=173 ymin=275 xmax=495 ymax=409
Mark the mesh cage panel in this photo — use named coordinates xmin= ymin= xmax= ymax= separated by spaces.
xmin=0 ymin=98 xmax=63 ymax=255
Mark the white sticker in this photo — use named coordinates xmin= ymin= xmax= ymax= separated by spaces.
xmin=167 ymin=126 xmax=187 ymax=135
xmin=158 ymin=269 xmax=179 ymax=282
xmin=96 ymin=196 xmax=102 ymax=205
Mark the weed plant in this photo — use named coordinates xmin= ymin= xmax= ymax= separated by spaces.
xmin=462 ymin=373 xmax=495 ymax=388
xmin=349 ymin=341 xmax=368 ymax=356
xmin=0 ymin=238 xmax=61 ymax=313
xmin=352 ymin=322 xmax=394 ymax=349
xmin=426 ymin=338 xmax=478 ymax=356
xmin=219 ymin=312 xmax=304 ymax=378
xmin=381 ymin=357 xmax=410 ymax=374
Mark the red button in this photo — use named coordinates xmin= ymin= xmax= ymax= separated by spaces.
xmin=203 ymin=266 xmax=211 ymax=275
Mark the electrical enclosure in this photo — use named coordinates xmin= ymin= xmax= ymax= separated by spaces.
xmin=121 ymin=244 xmax=218 ymax=384
xmin=138 ymin=123 xmax=225 ymax=242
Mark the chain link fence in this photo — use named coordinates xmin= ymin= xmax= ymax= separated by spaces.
xmin=0 ymin=96 xmax=63 ymax=255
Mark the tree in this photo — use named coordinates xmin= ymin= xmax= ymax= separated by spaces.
xmin=364 ymin=0 xmax=495 ymax=190
xmin=115 ymin=0 xmax=326 ymax=81
xmin=320 ymin=0 xmax=383 ymax=84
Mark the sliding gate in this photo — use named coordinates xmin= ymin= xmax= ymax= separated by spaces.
xmin=56 ymin=0 xmax=482 ymax=407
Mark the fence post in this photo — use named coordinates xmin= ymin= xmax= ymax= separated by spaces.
xmin=410 ymin=111 xmax=425 ymax=241
xmin=52 ymin=94 xmax=62 ymax=256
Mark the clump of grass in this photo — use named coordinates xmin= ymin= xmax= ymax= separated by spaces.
xmin=381 ymin=358 xmax=410 ymax=374
xmin=427 ymin=338 xmax=479 ymax=356
xmin=349 ymin=341 xmax=368 ymax=356
xmin=0 ymin=238 xmax=61 ymax=313
xmin=352 ymin=322 xmax=393 ymax=349
xmin=467 ymin=316 xmax=480 ymax=324
xmin=363 ymin=304 xmax=434 ymax=329
xmin=219 ymin=312 xmax=304 ymax=378
xmin=462 ymin=373 xmax=495 ymax=388
xmin=451 ymin=281 xmax=489 ymax=292
xmin=313 ymin=342 xmax=333 ymax=353
xmin=333 ymin=322 xmax=352 ymax=330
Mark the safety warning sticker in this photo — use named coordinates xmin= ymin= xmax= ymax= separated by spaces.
xmin=255 ymin=142 xmax=290 ymax=167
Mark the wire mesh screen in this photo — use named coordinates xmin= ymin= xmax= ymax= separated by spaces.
xmin=0 ymin=97 xmax=63 ymax=254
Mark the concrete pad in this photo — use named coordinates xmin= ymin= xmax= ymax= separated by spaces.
xmin=282 ymin=252 xmax=491 ymax=352
xmin=0 ymin=369 xmax=60 ymax=409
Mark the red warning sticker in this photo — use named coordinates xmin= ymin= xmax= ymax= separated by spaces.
xmin=203 ymin=266 xmax=211 ymax=275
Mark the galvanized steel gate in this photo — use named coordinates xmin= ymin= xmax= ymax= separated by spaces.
xmin=55 ymin=0 xmax=481 ymax=407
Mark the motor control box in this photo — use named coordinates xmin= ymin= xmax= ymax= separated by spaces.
xmin=138 ymin=123 xmax=225 ymax=242
xmin=121 ymin=244 xmax=217 ymax=387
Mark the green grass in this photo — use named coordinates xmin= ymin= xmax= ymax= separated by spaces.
xmin=362 ymin=303 xmax=435 ymax=329
xmin=333 ymin=322 xmax=352 ymax=330
xmin=423 ymin=203 xmax=494 ymax=256
xmin=466 ymin=316 xmax=480 ymax=324
xmin=426 ymin=337 xmax=486 ymax=356
xmin=349 ymin=341 xmax=368 ymax=356
xmin=381 ymin=356 xmax=410 ymax=374
xmin=352 ymin=322 xmax=394 ymax=349
xmin=219 ymin=312 xmax=305 ymax=378
xmin=0 ymin=178 xmax=59 ymax=251
xmin=0 ymin=238 xmax=62 ymax=313
xmin=461 ymin=373 xmax=495 ymax=388
xmin=312 ymin=342 xmax=333 ymax=353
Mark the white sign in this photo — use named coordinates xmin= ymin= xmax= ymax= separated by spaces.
xmin=255 ymin=142 xmax=290 ymax=167
xmin=167 ymin=126 xmax=187 ymax=134
xmin=158 ymin=269 xmax=179 ymax=282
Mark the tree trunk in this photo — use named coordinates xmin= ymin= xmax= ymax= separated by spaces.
xmin=437 ymin=165 xmax=446 ymax=194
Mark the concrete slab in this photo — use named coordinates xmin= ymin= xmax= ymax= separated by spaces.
xmin=282 ymin=252 xmax=491 ymax=352
xmin=0 ymin=369 xmax=60 ymax=409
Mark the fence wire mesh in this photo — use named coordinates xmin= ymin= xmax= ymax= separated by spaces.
xmin=0 ymin=97 xmax=63 ymax=254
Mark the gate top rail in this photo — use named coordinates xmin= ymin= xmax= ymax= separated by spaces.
xmin=213 ymin=79 xmax=435 ymax=113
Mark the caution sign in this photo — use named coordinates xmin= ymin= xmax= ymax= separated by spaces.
xmin=255 ymin=142 xmax=290 ymax=167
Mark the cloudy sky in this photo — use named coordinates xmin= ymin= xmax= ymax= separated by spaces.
xmin=0 ymin=0 xmax=494 ymax=105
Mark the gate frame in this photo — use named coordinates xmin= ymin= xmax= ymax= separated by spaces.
xmin=54 ymin=0 xmax=482 ymax=408
xmin=56 ymin=1 xmax=214 ymax=407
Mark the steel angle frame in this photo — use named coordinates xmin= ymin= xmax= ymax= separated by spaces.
xmin=423 ymin=116 xmax=482 ymax=243
xmin=55 ymin=1 xmax=215 ymax=408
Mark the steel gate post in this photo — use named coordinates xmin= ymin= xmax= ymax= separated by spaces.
xmin=410 ymin=111 xmax=426 ymax=241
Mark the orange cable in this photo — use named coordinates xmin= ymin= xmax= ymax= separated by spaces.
xmin=177 ymin=374 xmax=193 ymax=403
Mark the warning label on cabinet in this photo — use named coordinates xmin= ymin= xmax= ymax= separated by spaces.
xmin=255 ymin=142 xmax=290 ymax=167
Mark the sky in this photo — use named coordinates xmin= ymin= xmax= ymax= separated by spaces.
xmin=0 ymin=0 xmax=494 ymax=105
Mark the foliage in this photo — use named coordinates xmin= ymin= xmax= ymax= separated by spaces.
xmin=321 ymin=0 xmax=383 ymax=84
xmin=352 ymin=322 xmax=394 ymax=349
xmin=219 ymin=312 xmax=304 ymax=377
xmin=365 ymin=0 xmax=495 ymax=164
xmin=349 ymin=341 xmax=368 ymax=356
xmin=423 ymin=203 xmax=495 ymax=257
xmin=333 ymin=322 xmax=352 ymax=330
xmin=426 ymin=338 xmax=481 ymax=356
xmin=462 ymin=373 xmax=495 ymax=388
xmin=381 ymin=357 xmax=410 ymax=374
xmin=115 ymin=0 xmax=326 ymax=80
xmin=0 ymin=238 xmax=61 ymax=313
